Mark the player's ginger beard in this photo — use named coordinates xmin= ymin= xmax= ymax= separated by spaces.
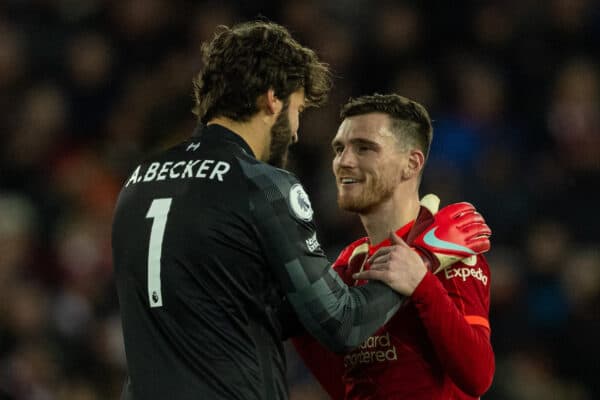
xmin=335 ymin=153 xmax=421 ymax=244
xmin=336 ymin=165 xmax=400 ymax=214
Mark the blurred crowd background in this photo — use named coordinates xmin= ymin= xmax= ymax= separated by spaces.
xmin=1 ymin=0 xmax=599 ymax=399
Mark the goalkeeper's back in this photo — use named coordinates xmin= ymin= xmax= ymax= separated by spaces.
xmin=112 ymin=125 xmax=290 ymax=400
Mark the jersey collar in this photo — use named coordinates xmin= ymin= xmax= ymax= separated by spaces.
xmin=194 ymin=123 xmax=256 ymax=158
xmin=368 ymin=220 xmax=415 ymax=255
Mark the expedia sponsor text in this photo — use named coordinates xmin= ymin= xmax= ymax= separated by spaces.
xmin=444 ymin=266 xmax=488 ymax=285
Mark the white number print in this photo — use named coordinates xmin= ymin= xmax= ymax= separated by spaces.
xmin=145 ymin=198 xmax=172 ymax=308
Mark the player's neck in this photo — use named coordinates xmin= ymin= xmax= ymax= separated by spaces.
xmin=207 ymin=117 xmax=270 ymax=160
xmin=360 ymin=191 xmax=420 ymax=245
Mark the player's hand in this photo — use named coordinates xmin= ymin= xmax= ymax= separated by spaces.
xmin=352 ymin=232 xmax=427 ymax=296
xmin=406 ymin=194 xmax=491 ymax=274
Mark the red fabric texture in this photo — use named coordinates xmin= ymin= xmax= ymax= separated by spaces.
xmin=291 ymin=223 xmax=495 ymax=399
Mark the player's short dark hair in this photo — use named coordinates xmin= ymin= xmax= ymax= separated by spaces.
xmin=193 ymin=21 xmax=332 ymax=123
xmin=340 ymin=93 xmax=433 ymax=160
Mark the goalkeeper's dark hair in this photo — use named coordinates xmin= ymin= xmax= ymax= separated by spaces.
xmin=340 ymin=93 xmax=433 ymax=161
xmin=192 ymin=20 xmax=332 ymax=123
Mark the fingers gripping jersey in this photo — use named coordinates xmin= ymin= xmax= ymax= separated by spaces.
xmin=113 ymin=125 xmax=403 ymax=400
xmin=292 ymin=224 xmax=495 ymax=400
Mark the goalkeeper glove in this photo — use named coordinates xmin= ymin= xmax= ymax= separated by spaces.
xmin=406 ymin=194 xmax=491 ymax=274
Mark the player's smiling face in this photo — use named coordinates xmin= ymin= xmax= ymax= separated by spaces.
xmin=332 ymin=113 xmax=406 ymax=213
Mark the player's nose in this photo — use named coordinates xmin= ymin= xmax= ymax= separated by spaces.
xmin=337 ymin=147 xmax=357 ymax=168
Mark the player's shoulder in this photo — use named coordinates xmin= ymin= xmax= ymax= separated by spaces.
xmin=239 ymin=159 xmax=298 ymax=183
xmin=438 ymin=254 xmax=491 ymax=289
xmin=235 ymin=160 xmax=318 ymax=225
xmin=239 ymin=160 xmax=307 ymax=199
xmin=135 ymin=136 xmax=208 ymax=166
xmin=333 ymin=237 xmax=369 ymax=267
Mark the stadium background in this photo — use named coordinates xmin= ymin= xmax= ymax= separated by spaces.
xmin=1 ymin=0 xmax=599 ymax=398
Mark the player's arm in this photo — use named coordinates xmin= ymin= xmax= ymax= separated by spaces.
xmin=288 ymin=254 xmax=364 ymax=400
xmin=404 ymin=194 xmax=494 ymax=394
xmin=246 ymin=165 xmax=405 ymax=353
xmin=353 ymin=196 xmax=494 ymax=395
xmin=278 ymin=300 xmax=346 ymax=399
xmin=411 ymin=257 xmax=495 ymax=396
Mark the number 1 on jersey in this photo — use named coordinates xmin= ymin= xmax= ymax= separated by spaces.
xmin=146 ymin=198 xmax=172 ymax=308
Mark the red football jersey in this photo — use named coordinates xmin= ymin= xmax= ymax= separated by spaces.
xmin=292 ymin=222 xmax=495 ymax=399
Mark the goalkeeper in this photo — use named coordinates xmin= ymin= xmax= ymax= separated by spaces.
xmin=291 ymin=94 xmax=495 ymax=399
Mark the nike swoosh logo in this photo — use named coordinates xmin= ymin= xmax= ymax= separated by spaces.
xmin=423 ymin=227 xmax=476 ymax=255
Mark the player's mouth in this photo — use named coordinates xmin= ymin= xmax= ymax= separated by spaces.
xmin=338 ymin=177 xmax=364 ymax=185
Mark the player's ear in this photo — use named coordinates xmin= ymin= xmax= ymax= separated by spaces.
xmin=402 ymin=149 xmax=425 ymax=179
xmin=260 ymin=88 xmax=282 ymax=115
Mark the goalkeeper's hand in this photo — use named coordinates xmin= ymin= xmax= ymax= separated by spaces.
xmin=406 ymin=194 xmax=491 ymax=274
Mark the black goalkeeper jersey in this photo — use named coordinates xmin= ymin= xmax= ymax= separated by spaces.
xmin=112 ymin=124 xmax=402 ymax=400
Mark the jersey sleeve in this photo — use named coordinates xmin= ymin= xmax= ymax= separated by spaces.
xmin=289 ymin=244 xmax=365 ymax=400
xmin=410 ymin=255 xmax=495 ymax=397
xmin=242 ymin=160 xmax=403 ymax=353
